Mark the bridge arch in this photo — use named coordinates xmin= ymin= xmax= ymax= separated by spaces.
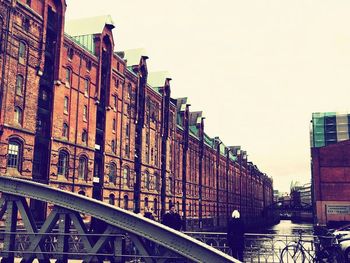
xmin=0 ymin=176 xmax=237 ymax=262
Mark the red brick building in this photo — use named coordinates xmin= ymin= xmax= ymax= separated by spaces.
xmin=0 ymin=0 xmax=273 ymax=229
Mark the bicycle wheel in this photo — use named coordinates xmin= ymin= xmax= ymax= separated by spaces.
xmin=280 ymin=245 xmax=305 ymax=263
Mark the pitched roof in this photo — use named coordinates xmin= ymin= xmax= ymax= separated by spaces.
xmin=148 ymin=71 xmax=171 ymax=88
xmin=65 ymin=15 xmax=115 ymax=36
xmin=123 ymin=48 xmax=148 ymax=67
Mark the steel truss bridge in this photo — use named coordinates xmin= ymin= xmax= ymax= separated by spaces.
xmin=0 ymin=176 xmax=237 ymax=263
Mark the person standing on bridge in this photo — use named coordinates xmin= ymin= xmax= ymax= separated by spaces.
xmin=227 ymin=210 xmax=245 ymax=261
xmin=162 ymin=204 xmax=182 ymax=231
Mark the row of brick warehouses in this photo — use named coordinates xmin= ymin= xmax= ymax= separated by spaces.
xmin=0 ymin=0 xmax=273 ymax=230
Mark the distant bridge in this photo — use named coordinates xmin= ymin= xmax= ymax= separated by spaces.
xmin=0 ymin=176 xmax=237 ymax=263
xmin=264 ymin=200 xmax=313 ymax=214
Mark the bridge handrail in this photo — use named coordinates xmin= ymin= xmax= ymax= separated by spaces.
xmin=0 ymin=176 xmax=237 ymax=263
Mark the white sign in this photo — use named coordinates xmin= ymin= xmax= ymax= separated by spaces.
xmin=327 ymin=205 xmax=350 ymax=214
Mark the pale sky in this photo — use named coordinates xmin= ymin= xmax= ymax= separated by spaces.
xmin=65 ymin=1 xmax=350 ymax=192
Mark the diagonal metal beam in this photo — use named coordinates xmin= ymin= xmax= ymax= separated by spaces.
xmin=21 ymin=208 xmax=60 ymax=262
xmin=83 ymin=225 xmax=117 ymax=263
xmin=2 ymin=199 xmax=17 ymax=263
xmin=69 ymin=211 xmax=93 ymax=251
xmin=15 ymin=197 xmax=48 ymax=261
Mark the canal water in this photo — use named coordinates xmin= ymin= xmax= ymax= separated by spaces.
xmin=245 ymin=220 xmax=315 ymax=262
xmin=263 ymin=219 xmax=314 ymax=235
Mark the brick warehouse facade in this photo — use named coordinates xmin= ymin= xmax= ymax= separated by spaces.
xmin=0 ymin=0 xmax=273 ymax=230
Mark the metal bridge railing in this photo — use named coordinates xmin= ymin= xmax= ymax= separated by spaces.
xmin=185 ymin=232 xmax=316 ymax=263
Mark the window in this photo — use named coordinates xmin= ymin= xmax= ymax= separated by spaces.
xmin=57 ymin=150 xmax=69 ymax=177
xmin=125 ymin=123 xmax=130 ymax=138
xmin=144 ymin=197 xmax=149 ymax=209
xmin=123 ymin=195 xmax=129 ymax=210
xmin=109 ymin=194 xmax=115 ymax=205
xmin=84 ymin=79 xmax=89 ymax=96
xmin=26 ymin=0 xmax=31 ymax=6
xmin=82 ymin=130 xmax=87 ymax=145
xmin=78 ymin=156 xmax=88 ymax=180
xmin=111 ymin=140 xmax=116 ymax=153
xmin=15 ymin=75 xmax=24 ymax=95
xmin=83 ymin=105 xmax=87 ymax=121
xmin=18 ymin=41 xmax=26 ymax=63
xmin=22 ymin=18 xmax=30 ymax=31
xmin=145 ymin=171 xmax=150 ymax=190
xmin=14 ymin=107 xmax=22 ymax=125
xmin=155 ymin=173 xmax=160 ymax=192
xmin=109 ymin=163 xmax=116 ymax=184
xmin=125 ymin=144 xmax=130 ymax=157
xmin=7 ymin=140 xmax=22 ymax=170
xmin=128 ymin=83 xmax=132 ymax=98
xmin=65 ymin=68 xmax=71 ymax=86
xmin=68 ymin=47 xmax=74 ymax=60
xmin=123 ymin=167 xmax=130 ymax=187
xmin=62 ymin=123 xmax=69 ymax=138
xmin=112 ymin=118 xmax=116 ymax=131
xmin=86 ymin=60 xmax=92 ymax=71
xmin=113 ymin=96 xmax=117 ymax=108
xmin=64 ymin=97 xmax=69 ymax=113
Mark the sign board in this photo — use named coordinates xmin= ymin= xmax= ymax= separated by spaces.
xmin=327 ymin=205 xmax=350 ymax=214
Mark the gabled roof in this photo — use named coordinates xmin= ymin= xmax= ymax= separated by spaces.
xmin=65 ymin=15 xmax=115 ymax=36
xmin=65 ymin=15 xmax=115 ymax=55
xmin=148 ymin=71 xmax=171 ymax=88
xmin=123 ymin=48 xmax=148 ymax=67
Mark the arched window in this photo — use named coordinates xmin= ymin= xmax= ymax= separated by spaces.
xmin=62 ymin=123 xmax=69 ymax=138
xmin=78 ymin=190 xmax=85 ymax=196
xmin=18 ymin=41 xmax=26 ymax=63
xmin=82 ymin=129 xmax=87 ymax=145
xmin=109 ymin=194 xmax=115 ymax=205
xmin=7 ymin=139 xmax=22 ymax=171
xmin=57 ymin=150 xmax=69 ymax=178
xmin=15 ymin=75 xmax=24 ymax=95
xmin=144 ymin=171 xmax=150 ymax=190
xmin=64 ymin=96 xmax=69 ymax=113
xmin=109 ymin=162 xmax=116 ymax=184
xmin=84 ymin=79 xmax=89 ymax=96
xmin=78 ymin=156 xmax=88 ymax=180
xmin=144 ymin=197 xmax=149 ymax=209
xmin=14 ymin=107 xmax=22 ymax=125
xmin=123 ymin=195 xmax=129 ymax=210
xmin=123 ymin=167 xmax=130 ymax=187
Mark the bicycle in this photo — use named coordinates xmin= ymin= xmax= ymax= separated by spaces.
xmin=280 ymin=230 xmax=344 ymax=263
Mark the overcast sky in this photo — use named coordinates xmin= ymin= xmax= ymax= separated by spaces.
xmin=65 ymin=0 xmax=350 ymax=192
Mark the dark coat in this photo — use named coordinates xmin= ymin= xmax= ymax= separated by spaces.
xmin=227 ymin=218 xmax=245 ymax=250
xmin=162 ymin=212 xmax=182 ymax=230
xmin=144 ymin=211 xmax=155 ymax=220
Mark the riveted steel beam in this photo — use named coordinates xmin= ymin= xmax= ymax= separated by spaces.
xmin=0 ymin=176 xmax=239 ymax=263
